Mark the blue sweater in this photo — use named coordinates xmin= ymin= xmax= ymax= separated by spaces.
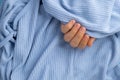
xmin=0 ymin=0 xmax=120 ymax=80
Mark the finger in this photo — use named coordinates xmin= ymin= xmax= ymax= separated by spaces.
xmin=64 ymin=23 xmax=80 ymax=42
xmin=87 ymin=37 xmax=95 ymax=47
xmin=78 ymin=34 xmax=90 ymax=49
xmin=70 ymin=27 xmax=86 ymax=48
xmin=61 ymin=20 xmax=76 ymax=34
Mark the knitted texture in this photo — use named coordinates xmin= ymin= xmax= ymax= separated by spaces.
xmin=0 ymin=0 xmax=120 ymax=80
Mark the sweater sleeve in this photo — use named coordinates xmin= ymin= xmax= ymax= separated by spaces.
xmin=42 ymin=0 xmax=120 ymax=38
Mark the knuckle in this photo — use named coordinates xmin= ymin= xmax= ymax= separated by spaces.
xmin=66 ymin=24 xmax=70 ymax=28
xmin=72 ymin=29 xmax=77 ymax=34
xmin=76 ymin=32 xmax=82 ymax=39
xmin=79 ymin=43 xmax=85 ymax=49
xmin=84 ymin=35 xmax=90 ymax=40
xmin=71 ymin=28 xmax=79 ymax=34
xmin=61 ymin=26 xmax=66 ymax=33
xmin=70 ymin=41 xmax=78 ymax=48
xmin=64 ymin=35 xmax=71 ymax=42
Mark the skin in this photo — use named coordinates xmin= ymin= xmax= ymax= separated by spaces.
xmin=61 ymin=20 xmax=95 ymax=49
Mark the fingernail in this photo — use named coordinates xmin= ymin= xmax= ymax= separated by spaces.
xmin=85 ymin=34 xmax=89 ymax=39
xmin=71 ymin=20 xmax=75 ymax=23
xmin=80 ymin=27 xmax=86 ymax=31
xmin=82 ymin=27 xmax=86 ymax=30
xmin=75 ymin=23 xmax=80 ymax=28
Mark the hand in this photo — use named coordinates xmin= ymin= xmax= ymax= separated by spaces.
xmin=61 ymin=20 xmax=95 ymax=49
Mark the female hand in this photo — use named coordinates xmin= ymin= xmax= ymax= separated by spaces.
xmin=61 ymin=20 xmax=95 ymax=49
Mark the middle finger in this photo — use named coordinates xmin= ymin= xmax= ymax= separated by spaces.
xmin=70 ymin=26 xmax=86 ymax=48
xmin=64 ymin=23 xmax=80 ymax=42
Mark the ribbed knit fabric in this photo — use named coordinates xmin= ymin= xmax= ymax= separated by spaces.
xmin=0 ymin=0 xmax=120 ymax=80
xmin=0 ymin=0 xmax=1 ymax=4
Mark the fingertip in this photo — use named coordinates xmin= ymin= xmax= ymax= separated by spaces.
xmin=79 ymin=27 xmax=86 ymax=34
xmin=68 ymin=20 xmax=76 ymax=25
xmin=87 ymin=43 xmax=92 ymax=47
xmin=81 ymin=27 xmax=86 ymax=31
xmin=85 ymin=34 xmax=90 ymax=39
xmin=74 ymin=23 xmax=81 ymax=29
xmin=83 ymin=34 xmax=90 ymax=42
xmin=64 ymin=34 xmax=71 ymax=42
xmin=71 ymin=20 xmax=76 ymax=24
xmin=87 ymin=38 xmax=95 ymax=47
xmin=61 ymin=24 xmax=66 ymax=33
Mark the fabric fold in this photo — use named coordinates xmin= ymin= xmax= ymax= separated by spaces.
xmin=42 ymin=0 xmax=120 ymax=38
xmin=0 ymin=0 xmax=28 ymax=80
xmin=0 ymin=0 xmax=27 ymax=48
xmin=1 ymin=0 xmax=120 ymax=80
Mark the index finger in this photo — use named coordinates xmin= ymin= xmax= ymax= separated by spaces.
xmin=61 ymin=20 xmax=76 ymax=34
